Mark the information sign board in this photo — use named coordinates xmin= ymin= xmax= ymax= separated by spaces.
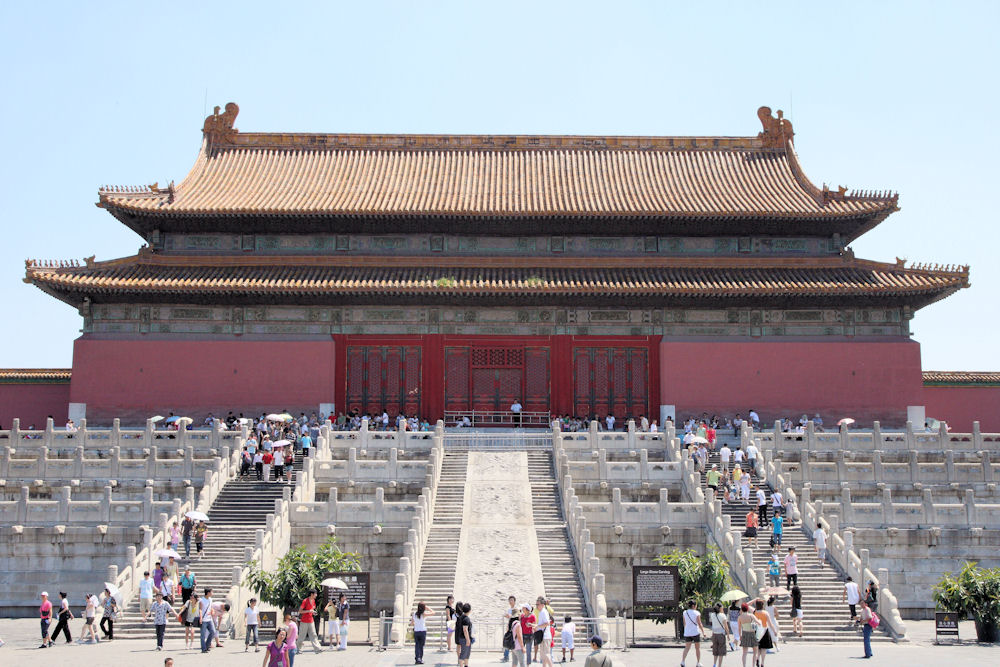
xmin=323 ymin=571 xmax=371 ymax=620
xmin=631 ymin=565 xmax=680 ymax=618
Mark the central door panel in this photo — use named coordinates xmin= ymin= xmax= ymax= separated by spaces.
xmin=445 ymin=343 xmax=549 ymax=417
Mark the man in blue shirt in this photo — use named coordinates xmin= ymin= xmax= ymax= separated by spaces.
xmin=300 ymin=433 xmax=312 ymax=458
xmin=771 ymin=514 xmax=784 ymax=546
xmin=139 ymin=571 xmax=154 ymax=622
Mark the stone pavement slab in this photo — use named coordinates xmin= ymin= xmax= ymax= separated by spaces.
xmin=1 ymin=618 xmax=996 ymax=666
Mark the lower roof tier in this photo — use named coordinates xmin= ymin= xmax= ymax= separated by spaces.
xmin=25 ymin=252 xmax=968 ymax=310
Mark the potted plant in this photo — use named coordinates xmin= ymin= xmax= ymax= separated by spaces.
xmin=932 ymin=561 xmax=1000 ymax=642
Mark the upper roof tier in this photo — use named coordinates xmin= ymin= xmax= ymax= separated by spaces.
xmin=97 ymin=104 xmax=899 ymax=240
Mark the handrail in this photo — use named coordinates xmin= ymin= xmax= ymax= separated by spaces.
xmin=444 ymin=410 xmax=551 ymax=427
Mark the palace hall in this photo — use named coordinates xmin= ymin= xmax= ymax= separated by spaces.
xmin=16 ymin=104 xmax=979 ymax=425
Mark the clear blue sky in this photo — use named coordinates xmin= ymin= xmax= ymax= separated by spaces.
xmin=1 ymin=1 xmax=996 ymax=370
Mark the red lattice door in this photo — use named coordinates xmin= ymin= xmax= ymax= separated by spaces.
xmin=346 ymin=346 xmax=422 ymax=416
xmin=573 ymin=347 xmax=648 ymax=421
xmin=523 ymin=348 xmax=550 ymax=414
xmin=444 ymin=345 xmax=550 ymax=419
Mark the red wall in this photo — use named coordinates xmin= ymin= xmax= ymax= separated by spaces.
xmin=71 ymin=338 xmax=337 ymax=425
xmin=0 ymin=383 xmax=70 ymax=428
xmin=923 ymin=386 xmax=1000 ymax=432
xmin=70 ymin=334 xmax=660 ymax=426
xmin=659 ymin=339 xmax=923 ymax=427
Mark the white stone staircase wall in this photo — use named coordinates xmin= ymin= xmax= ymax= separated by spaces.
xmin=103 ymin=439 xmax=244 ymax=610
xmin=390 ymin=423 xmax=444 ymax=643
xmin=758 ymin=447 xmax=908 ymax=639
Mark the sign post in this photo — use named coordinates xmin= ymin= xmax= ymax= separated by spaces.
xmin=934 ymin=611 xmax=959 ymax=644
xmin=631 ymin=565 xmax=681 ymax=646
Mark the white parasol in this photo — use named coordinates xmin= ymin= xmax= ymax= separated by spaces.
xmin=321 ymin=577 xmax=348 ymax=590
xmin=185 ymin=510 xmax=209 ymax=522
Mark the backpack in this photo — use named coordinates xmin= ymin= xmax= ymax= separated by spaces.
xmin=502 ymin=628 xmax=515 ymax=649
xmin=868 ymin=612 xmax=880 ymax=629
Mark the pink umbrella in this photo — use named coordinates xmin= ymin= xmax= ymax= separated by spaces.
xmin=837 ymin=418 xmax=856 ymax=427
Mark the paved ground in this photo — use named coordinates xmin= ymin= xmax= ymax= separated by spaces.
xmin=0 ymin=618 xmax=995 ymax=666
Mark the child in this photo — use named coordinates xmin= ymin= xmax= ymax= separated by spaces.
xmin=561 ymin=615 xmax=575 ymax=662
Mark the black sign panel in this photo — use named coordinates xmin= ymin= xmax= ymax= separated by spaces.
xmin=935 ymin=612 xmax=959 ymax=642
xmin=323 ymin=571 xmax=371 ymax=620
xmin=632 ymin=565 xmax=681 ymax=618
xmin=258 ymin=611 xmax=277 ymax=632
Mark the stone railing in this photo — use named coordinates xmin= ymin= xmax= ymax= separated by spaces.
xmin=312 ymin=447 xmax=432 ymax=484
xmin=0 ymin=444 xmax=219 ymax=482
xmin=573 ymin=486 xmax=703 ymax=527
xmin=1 ymin=484 xmax=191 ymax=526
xmin=557 ymin=420 xmax=669 ymax=453
xmin=554 ymin=445 xmax=682 ymax=486
xmin=104 ymin=442 xmax=242 ymax=609
xmin=801 ymin=485 xmax=1000 ymax=530
xmin=752 ymin=420 xmax=1000 ymax=453
xmin=323 ymin=423 xmax=437 ymax=453
xmin=798 ymin=489 xmax=907 ymax=639
xmin=559 ymin=479 xmax=609 ymax=635
xmin=0 ymin=417 xmax=246 ymax=452
xmin=768 ymin=448 xmax=998 ymax=489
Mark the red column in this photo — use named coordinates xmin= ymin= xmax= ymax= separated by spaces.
xmin=332 ymin=334 xmax=346 ymax=418
xmin=648 ymin=335 xmax=662 ymax=421
xmin=422 ymin=334 xmax=444 ymax=422
xmin=550 ymin=335 xmax=572 ymax=417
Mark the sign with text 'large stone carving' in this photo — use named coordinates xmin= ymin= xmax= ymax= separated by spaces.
xmin=632 ymin=565 xmax=680 ymax=617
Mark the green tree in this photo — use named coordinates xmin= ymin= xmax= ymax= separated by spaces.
xmin=653 ymin=547 xmax=731 ymax=632
xmin=246 ymin=536 xmax=362 ymax=613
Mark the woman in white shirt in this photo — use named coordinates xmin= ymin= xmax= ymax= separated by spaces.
xmin=709 ymin=602 xmax=731 ymax=667
xmin=244 ymin=598 xmax=260 ymax=652
xmin=410 ymin=601 xmax=434 ymax=665
xmin=680 ymin=600 xmax=706 ymax=667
